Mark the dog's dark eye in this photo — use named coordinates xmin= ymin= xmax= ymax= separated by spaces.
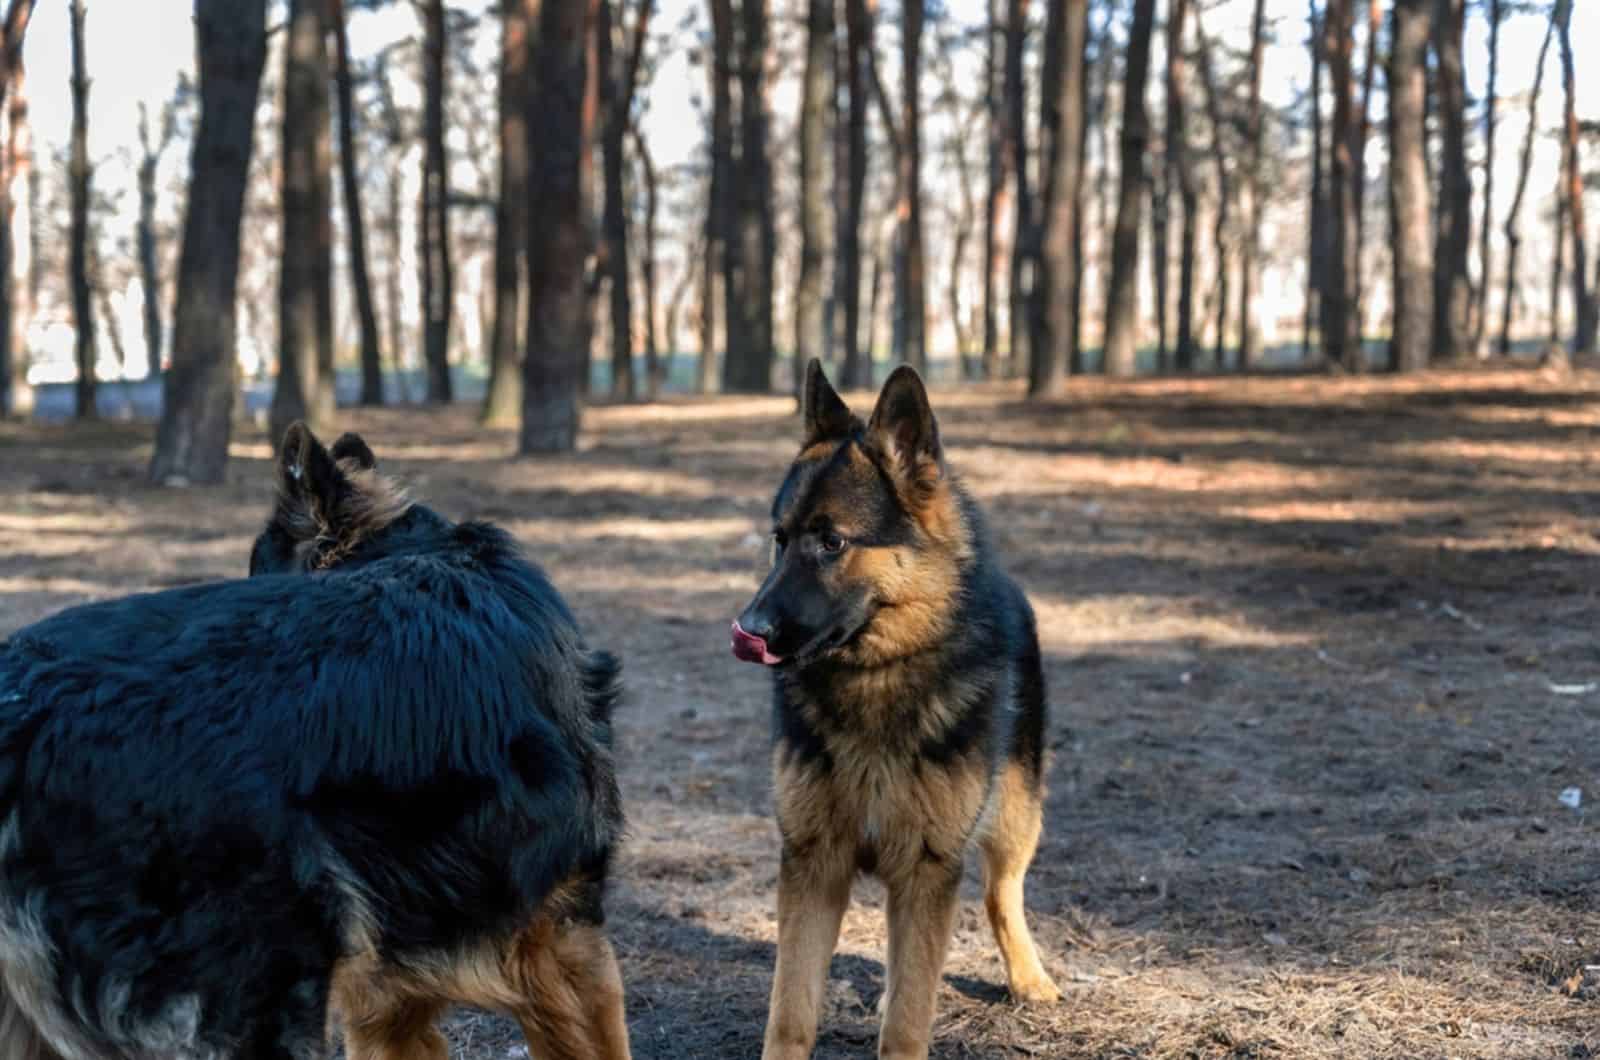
xmin=821 ymin=531 xmax=846 ymax=554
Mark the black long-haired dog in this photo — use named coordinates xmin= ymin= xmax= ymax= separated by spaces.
xmin=0 ymin=424 xmax=629 ymax=1059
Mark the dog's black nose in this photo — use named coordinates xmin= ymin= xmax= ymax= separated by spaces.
xmin=736 ymin=609 xmax=778 ymax=643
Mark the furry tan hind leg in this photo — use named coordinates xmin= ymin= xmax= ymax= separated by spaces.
xmin=979 ymin=764 xmax=1062 ymax=1004
xmin=338 ymin=995 xmax=449 ymax=1060
xmin=505 ymin=921 xmax=632 ymax=1060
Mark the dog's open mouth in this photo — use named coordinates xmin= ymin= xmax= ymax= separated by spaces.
xmin=730 ymin=621 xmax=784 ymax=666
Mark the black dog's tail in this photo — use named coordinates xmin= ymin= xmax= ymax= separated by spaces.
xmin=580 ymin=650 xmax=623 ymax=731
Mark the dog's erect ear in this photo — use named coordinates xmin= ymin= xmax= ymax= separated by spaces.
xmin=330 ymin=432 xmax=377 ymax=470
xmin=802 ymin=358 xmax=858 ymax=444
xmin=277 ymin=421 xmax=345 ymax=526
xmin=866 ymin=365 xmax=942 ymax=480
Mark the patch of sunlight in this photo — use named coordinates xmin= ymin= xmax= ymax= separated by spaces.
xmin=228 ymin=442 xmax=276 ymax=461
xmin=480 ymin=464 xmax=726 ymax=500
xmin=586 ymin=395 xmax=795 ymax=425
xmin=509 ymin=516 xmax=754 ymax=545
xmin=1030 ymin=592 xmax=1316 ymax=653
xmin=1390 ymin=438 xmax=1600 ymax=465
xmin=1218 ymin=497 xmax=1460 ymax=523
xmin=0 ymin=576 xmax=110 ymax=597
xmin=559 ymin=568 xmax=757 ymax=595
xmin=0 ymin=511 xmax=133 ymax=533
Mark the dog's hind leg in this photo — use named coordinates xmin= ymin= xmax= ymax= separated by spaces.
xmin=338 ymin=997 xmax=448 ymax=1060
xmin=506 ymin=921 xmax=631 ymax=1060
xmin=979 ymin=764 xmax=1060 ymax=1005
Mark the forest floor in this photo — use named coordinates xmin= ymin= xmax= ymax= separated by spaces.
xmin=2 ymin=366 xmax=1599 ymax=1059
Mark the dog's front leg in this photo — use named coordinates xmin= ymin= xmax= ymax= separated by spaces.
xmin=877 ymin=860 xmax=960 ymax=1060
xmin=761 ymin=843 xmax=853 ymax=1060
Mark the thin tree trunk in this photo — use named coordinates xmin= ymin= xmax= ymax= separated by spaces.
xmin=1350 ymin=0 xmax=1379 ymax=347
xmin=69 ymin=0 xmax=95 ymax=419
xmin=1167 ymin=0 xmax=1196 ymax=372
xmin=1150 ymin=133 xmax=1168 ymax=372
xmin=1238 ymin=0 xmax=1267 ymax=367
xmin=982 ymin=0 xmax=1008 ymax=378
xmin=331 ymin=0 xmax=383 ymax=406
xmin=1323 ymin=0 xmax=1360 ymax=371
xmin=271 ymin=0 xmax=335 ymax=439
xmin=520 ymin=0 xmax=597 ymax=452
xmin=136 ymin=102 xmax=174 ymax=383
xmin=898 ymin=0 xmax=925 ymax=372
xmin=1388 ymin=0 xmax=1433 ymax=372
xmin=724 ymin=0 xmax=775 ymax=392
xmin=1500 ymin=9 xmax=1554 ymax=357
xmin=1555 ymin=0 xmax=1593 ymax=352
xmin=149 ymin=0 xmax=267 ymax=484
xmin=484 ymin=0 xmax=538 ymax=426
xmin=1102 ymin=0 xmax=1157 ymax=378
xmin=1549 ymin=175 xmax=1565 ymax=346
xmin=1005 ymin=0 xmax=1032 ymax=377
xmin=1030 ymin=0 xmax=1088 ymax=396
xmin=840 ymin=0 xmax=870 ymax=388
xmin=701 ymin=0 xmax=733 ymax=392
xmin=421 ymin=0 xmax=453 ymax=403
xmin=1303 ymin=0 xmax=1326 ymax=360
xmin=795 ymin=0 xmax=832 ymax=392
xmin=666 ymin=236 xmax=698 ymax=363
xmin=0 ymin=0 xmax=32 ymax=419
xmin=633 ymin=121 xmax=659 ymax=397
xmin=1432 ymin=0 xmax=1471 ymax=360
xmin=1475 ymin=0 xmax=1500 ymax=354
xmin=602 ymin=0 xmax=651 ymax=401
xmin=1195 ymin=11 xmax=1231 ymax=369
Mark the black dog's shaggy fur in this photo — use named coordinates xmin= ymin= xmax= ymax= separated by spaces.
xmin=0 ymin=425 xmax=629 ymax=1059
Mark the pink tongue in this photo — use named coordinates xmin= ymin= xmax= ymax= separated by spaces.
xmin=731 ymin=621 xmax=783 ymax=666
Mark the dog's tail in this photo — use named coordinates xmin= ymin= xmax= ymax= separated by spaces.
xmin=580 ymin=650 xmax=623 ymax=731
xmin=0 ymin=985 xmax=61 ymax=1060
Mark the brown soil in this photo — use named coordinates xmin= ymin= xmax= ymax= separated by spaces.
xmin=2 ymin=367 xmax=1598 ymax=1059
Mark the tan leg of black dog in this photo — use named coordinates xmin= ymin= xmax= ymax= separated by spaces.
xmin=341 ymin=1000 xmax=449 ymax=1060
xmin=761 ymin=847 xmax=854 ymax=1060
xmin=980 ymin=766 xmax=1062 ymax=1003
xmin=877 ymin=861 xmax=961 ymax=1060
xmin=509 ymin=922 xmax=633 ymax=1060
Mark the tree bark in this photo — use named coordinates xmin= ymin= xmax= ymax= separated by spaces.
xmin=331 ymin=0 xmax=383 ymax=406
xmin=1030 ymin=0 xmax=1088 ymax=396
xmin=1322 ymin=0 xmax=1360 ymax=371
xmin=0 ymin=0 xmax=33 ymax=418
xmin=136 ymin=102 xmax=174 ymax=384
xmin=420 ymin=0 xmax=453 ymax=403
xmin=795 ymin=0 xmax=832 ymax=393
xmin=1004 ymin=0 xmax=1032 ymax=376
xmin=148 ymin=0 xmax=267 ymax=484
xmin=633 ymin=121 xmax=659 ymax=397
xmin=601 ymin=0 xmax=651 ymax=401
xmin=1237 ymin=0 xmax=1266 ymax=367
xmin=840 ymin=0 xmax=870 ymax=388
xmin=270 ymin=0 xmax=334 ymax=440
xmin=1350 ymin=0 xmax=1379 ymax=349
xmin=1475 ymin=0 xmax=1500 ymax=353
xmin=723 ymin=0 xmax=775 ymax=392
xmin=1431 ymin=0 xmax=1471 ymax=360
xmin=1555 ymin=0 xmax=1593 ymax=353
xmin=1388 ymin=0 xmax=1433 ymax=372
xmin=520 ymin=0 xmax=597 ymax=452
xmin=1102 ymin=0 xmax=1156 ymax=378
xmin=701 ymin=0 xmax=733 ymax=393
xmin=1166 ymin=0 xmax=1196 ymax=372
xmin=1195 ymin=11 xmax=1231 ymax=368
xmin=897 ymin=0 xmax=925 ymax=372
xmin=484 ymin=0 xmax=538 ymax=426
xmin=981 ymin=0 xmax=1009 ymax=378
xmin=69 ymin=0 xmax=95 ymax=419
xmin=1303 ymin=0 xmax=1326 ymax=360
xmin=1499 ymin=9 xmax=1555 ymax=357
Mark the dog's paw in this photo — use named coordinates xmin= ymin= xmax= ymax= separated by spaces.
xmin=1008 ymin=973 xmax=1062 ymax=1005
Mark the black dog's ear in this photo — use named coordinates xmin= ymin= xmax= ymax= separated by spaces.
xmin=277 ymin=421 xmax=344 ymax=525
xmin=866 ymin=365 xmax=941 ymax=478
xmin=802 ymin=358 xmax=858 ymax=444
xmin=330 ymin=432 xmax=377 ymax=470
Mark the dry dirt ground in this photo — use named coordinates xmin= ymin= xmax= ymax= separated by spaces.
xmin=2 ymin=367 xmax=1598 ymax=1059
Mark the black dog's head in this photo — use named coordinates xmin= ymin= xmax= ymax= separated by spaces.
xmin=248 ymin=422 xmax=412 ymax=576
xmin=732 ymin=360 xmax=971 ymax=671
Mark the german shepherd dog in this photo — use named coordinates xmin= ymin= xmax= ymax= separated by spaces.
xmin=0 ymin=424 xmax=629 ymax=1059
xmin=732 ymin=362 xmax=1059 ymax=1059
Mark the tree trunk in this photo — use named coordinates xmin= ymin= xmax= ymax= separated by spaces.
xmin=981 ymin=0 xmax=1009 ymax=378
xmin=1550 ymin=175 xmax=1565 ymax=346
xmin=69 ymin=0 xmax=95 ymax=419
xmin=1431 ymin=0 xmax=1471 ymax=360
xmin=1500 ymin=8 xmax=1555 ymax=357
xmin=148 ymin=0 xmax=267 ymax=484
xmin=1475 ymin=0 xmax=1500 ymax=353
xmin=1303 ymin=0 xmax=1326 ymax=360
xmin=633 ymin=123 xmax=659 ymax=398
xmin=136 ymin=102 xmax=173 ymax=383
xmin=1555 ymin=0 xmax=1593 ymax=353
xmin=1322 ymin=0 xmax=1360 ymax=371
xmin=1350 ymin=0 xmax=1379 ymax=348
xmin=1388 ymin=0 xmax=1433 ymax=373
xmin=483 ymin=0 xmax=538 ymax=426
xmin=421 ymin=0 xmax=453 ymax=403
xmin=1029 ymin=0 xmax=1088 ymax=396
xmin=897 ymin=0 xmax=924 ymax=372
xmin=521 ymin=0 xmax=597 ymax=452
xmin=1005 ymin=0 xmax=1032 ymax=376
xmin=0 ymin=1 xmax=33 ymax=419
xmin=331 ymin=0 xmax=383 ymax=406
xmin=1102 ymin=0 xmax=1157 ymax=378
xmin=840 ymin=0 xmax=869 ymax=388
xmin=601 ymin=0 xmax=651 ymax=401
xmin=795 ymin=0 xmax=831 ymax=393
xmin=702 ymin=0 xmax=734 ymax=393
xmin=724 ymin=0 xmax=775 ymax=392
xmin=1238 ymin=0 xmax=1267 ymax=367
xmin=270 ymin=0 xmax=334 ymax=441
xmin=1166 ymin=0 xmax=1196 ymax=372
xmin=1195 ymin=11 xmax=1231 ymax=369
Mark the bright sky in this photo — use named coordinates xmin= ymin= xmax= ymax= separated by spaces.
xmin=15 ymin=0 xmax=1600 ymax=380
